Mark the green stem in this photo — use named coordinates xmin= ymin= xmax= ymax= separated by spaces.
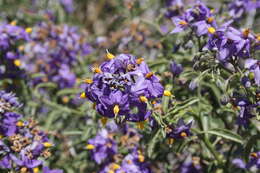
xmin=203 ymin=137 xmax=222 ymax=165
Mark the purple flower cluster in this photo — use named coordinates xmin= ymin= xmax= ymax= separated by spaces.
xmin=0 ymin=22 xmax=30 ymax=79
xmin=86 ymin=122 xmax=151 ymax=173
xmin=24 ymin=22 xmax=92 ymax=89
xmin=165 ymin=0 xmax=184 ymax=18
xmin=0 ymin=90 xmax=62 ymax=173
xmin=82 ymin=53 xmax=164 ymax=122
xmin=170 ymin=1 xmax=260 ymax=63
xmin=232 ymin=151 xmax=260 ymax=170
xmin=228 ymin=0 xmax=260 ymax=19
xmin=205 ymin=26 xmax=259 ymax=61
xmin=171 ymin=1 xmax=217 ymax=37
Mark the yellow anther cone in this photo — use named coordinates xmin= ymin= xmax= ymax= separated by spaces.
xmin=113 ymin=105 xmax=120 ymax=116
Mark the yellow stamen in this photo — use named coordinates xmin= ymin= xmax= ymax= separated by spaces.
xmin=62 ymin=96 xmax=69 ymax=103
xmin=250 ymin=152 xmax=258 ymax=158
xmin=93 ymin=67 xmax=102 ymax=73
xmin=145 ymin=72 xmax=154 ymax=78
xmin=106 ymin=52 xmax=115 ymax=60
xmin=179 ymin=20 xmax=187 ymax=25
xmin=137 ymin=121 xmax=145 ymax=130
xmin=16 ymin=121 xmax=24 ymax=127
xmin=208 ymin=27 xmax=216 ymax=34
xmin=14 ymin=59 xmax=21 ymax=67
xmin=243 ymin=29 xmax=250 ymax=37
xmin=257 ymin=35 xmax=260 ymax=41
xmin=138 ymin=154 xmax=145 ymax=162
xmin=84 ymin=78 xmax=93 ymax=84
xmin=25 ymin=27 xmax=32 ymax=33
xmin=127 ymin=160 xmax=132 ymax=164
xmin=113 ymin=105 xmax=120 ymax=116
xmin=180 ymin=132 xmax=187 ymax=137
xmin=163 ymin=90 xmax=172 ymax=97
xmin=43 ymin=142 xmax=53 ymax=147
xmin=136 ymin=58 xmax=144 ymax=64
xmin=20 ymin=167 xmax=27 ymax=173
xmin=192 ymin=157 xmax=200 ymax=165
xmin=10 ymin=20 xmax=17 ymax=26
xmin=101 ymin=117 xmax=108 ymax=126
xmin=108 ymin=171 xmax=114 ymax=173
xmin=33 ymin=167 xmax=39 ymax=173
xmin=93 ymin=103 xmax=96 ymax=109
xmin=152 ymin=100 xmax=157 ymax=105
xmin=111 ymin=163 xmax=121 ymax=170
xmin=0 ymin=135 xmax=2 ymax=139
xmin=207 ymin=17 xmax=214 ymax=23
xmin=86 ymin=144 xmax=95 ymax=150
xmin=139 ymin=96 xmax=148 ymax=102
xmin=80 ymin=92 xmax=86 ymax=99
xmin=18 ymin=45 xmax=25 ymax=51
xmin=167 ymin=138 xmax=174 ymax=145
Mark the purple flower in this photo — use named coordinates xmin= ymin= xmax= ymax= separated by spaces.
xmin=245 ymin=59 xmax=260 ymax=86
xmin=0 ymin=112 xmax=21 ymax=136
xmin=99 ymin=149 xmax=151 ymax=173
xmin=232 ymin=96 xmax=257 ymax=127
xmin=229 ymin=0 xmax=260 ymax=19
xmin=170 ymin=61 xmax=183 ymax=76
xmin=181 ymin=157 xmax=202 ymax=173
xmin=167 ymin=119 xmax=192 ymax=140
xmin=59 ymin=0 xmax=74 ymax=13
xmin=0 ymin=23 xmax=29 ymax=79
xmin=232 ymin=158 xmax=246 ymax=169
xmin=0 ymin=91 xmax=22 ymax=112
xmin=120 ymin=149 xmax=151 ymax=173
xmin=247 ymin=152 xmax=260 ymax=169
xmin=233 ymin=152 xmax=260 ymax=170
xmin=165 ymin=0 xmax=184 ymax=18
xmin=171 ymin=16 xmax=189 ymax=34
xmin=86 ymin=129 xmax=117 ymax=164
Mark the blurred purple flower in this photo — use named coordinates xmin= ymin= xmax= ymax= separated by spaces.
xmin=59 ymin=0 xmax=74 ymax=13
xmin=229 ymin=0 xmax=260 ymax=19
xmin=170 ymin=61 xmax=183 ymax=76
xmin=181 ymin=157 xmax=202 ymax=173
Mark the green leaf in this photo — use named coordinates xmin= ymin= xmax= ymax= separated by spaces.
xmin=56 ymin=88 xmax=80 ymax=97
xmin=206 ymin=128 xmax=243 ymax=144
xmin=147 ymin=129 xmax=161 ymax=158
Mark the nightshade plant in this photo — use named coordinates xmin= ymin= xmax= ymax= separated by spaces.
xmin=0 ymin=91 xmax=62 ymax=173
xmin=0 ymin=0 xmax=259 ymax=172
